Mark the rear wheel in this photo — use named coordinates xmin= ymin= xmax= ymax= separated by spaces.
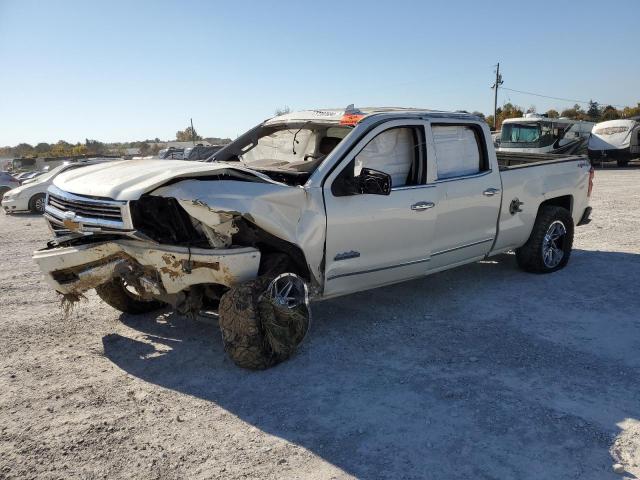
xmin=29 ymin=193 xmax=46 ymax=214
xmin=515 ymin=206 xmax=574 ymax=273
xmin=96 ymin=278 xmax=164 ymax=314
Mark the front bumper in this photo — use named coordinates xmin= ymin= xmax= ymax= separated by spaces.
xmin=2 ymin=196 xmax=29 ymax=213
xmin=33 ymin=239 xmax=261 ymax=296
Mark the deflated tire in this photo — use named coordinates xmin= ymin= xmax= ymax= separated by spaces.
xmin=218 ymin=274 xmax=311 ymax=370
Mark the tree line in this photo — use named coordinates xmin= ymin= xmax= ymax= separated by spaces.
xmin=484 ymin=101 xmax=640 ymax=130
xmin=0 ymin=125 xmax=232 ymax=159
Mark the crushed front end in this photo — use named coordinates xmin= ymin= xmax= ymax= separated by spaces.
xmin=35 ymin=185 xmax=262 ymax=313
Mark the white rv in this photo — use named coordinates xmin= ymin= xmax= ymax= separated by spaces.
xmin=588 ymin=118 xmax=640 ymax=166
xmin=498 ymin=114 xmax=594 ymax=155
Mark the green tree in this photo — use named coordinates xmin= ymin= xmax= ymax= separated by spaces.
xmin=600 ymin=105 xmax=620 ymax=121
xmin=34 ymin=142 xmax=51 ymax=154
xmin=622 ymin=103 xmax=640 ymax=118
xmin=176 ymin=126 xmax=202 ymax=142
xmin=72 ymin=144 xmax=89 ymax=156
xmin=51 ymin=141 xmax=72 ymax=157
xmin=85 ymin=139 xmax=105 ymax=155
xmin=546 ymin=109 xmax=559 ymax=119
xmin=14 ymin=143 xmax=34 ymax=157
xmin=587 ymin=100 xmax=600 ymax=121
xmin=139 ymin=142 xmax=151 ymax=155
xmin=560 ymin=104 xmax=587 ymax=120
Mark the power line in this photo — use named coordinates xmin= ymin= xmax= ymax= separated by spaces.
xmin=500 ymin=87 xmax=626 ymax=108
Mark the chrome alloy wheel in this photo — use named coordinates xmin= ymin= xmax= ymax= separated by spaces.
xmin=34 ymin=196 xmax=45 ymax=213
xmin=542 ymin=220 xmax=567 ymax=268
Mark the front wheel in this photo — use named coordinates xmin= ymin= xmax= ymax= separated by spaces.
xmin=515 ymin=206 xmax=574 ymax=274
xmin=29 ymin=193 xmax=46 ymax=214
xmin=96 ymin=278 xmax=165 ymax=314
xmin=218 ymin=274 xmax=311 ymax=370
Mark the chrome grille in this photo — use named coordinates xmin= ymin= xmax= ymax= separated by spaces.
xmin=44 ymin=185 xmax=131 ymax=235
xmin=48 ymin=193 xmax=123 ymax=222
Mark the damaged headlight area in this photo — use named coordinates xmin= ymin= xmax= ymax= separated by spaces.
xmin=130 ymin=196 xmax=212 ymax=247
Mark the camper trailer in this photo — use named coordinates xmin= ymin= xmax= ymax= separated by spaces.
xmin=498 ymin=114 xmax=594 ymax=155
xmin=588 ymin=118 xmax=640 ymax=167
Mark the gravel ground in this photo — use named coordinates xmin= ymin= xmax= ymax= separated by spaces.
xmin=1 ymin=167 xmax=639 ymax=479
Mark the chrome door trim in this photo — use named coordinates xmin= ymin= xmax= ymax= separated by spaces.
xmin=434 ymin=170 xmax=493 ymax=183
xmin=431 ymin=238 xmax=495 ymax=257
xmin=326 ymin=256 xmax=431 ymax=281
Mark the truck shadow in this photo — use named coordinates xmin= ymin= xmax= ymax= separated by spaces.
xmin=103 ymin=249 xmax=640 ymax=479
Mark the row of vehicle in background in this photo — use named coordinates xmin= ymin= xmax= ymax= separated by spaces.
xmin=588 ymin=117 xmax=640 ymax=167
xmin=494 ymin=113 xmax=640 ymax=167
xmin=497 ymin=113 xmax=594 ymax=155
xmin=1 ymin=158 xmax=119 ymax=214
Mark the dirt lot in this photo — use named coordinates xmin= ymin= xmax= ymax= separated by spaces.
xmin=1 ymin=167 xmax=639 ymax=479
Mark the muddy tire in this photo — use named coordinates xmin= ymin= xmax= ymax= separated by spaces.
xmin=95 ymin=278 xmax=164 ymax=314
xmin=218 ymin=277 xmax=310 ymax=370
xmin=515 ymin=206 xmax=574 ymax=274
xmin=0 ymin=187 xmax=9 ymax=202
xmin=29 ymin=193 xmax=46 ymax=214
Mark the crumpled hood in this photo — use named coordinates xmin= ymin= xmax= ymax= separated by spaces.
xmin=52 ymin=159 xmax=271 ymax=200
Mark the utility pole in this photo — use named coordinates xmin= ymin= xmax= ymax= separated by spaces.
xmin=190 ymin=118 xmax=196 ymax=146
xmin=491 ymin=63 xmax=504 ymax=131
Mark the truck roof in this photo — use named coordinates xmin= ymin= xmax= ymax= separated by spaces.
xmin=264 ymin=106 xmax=483 ymax=126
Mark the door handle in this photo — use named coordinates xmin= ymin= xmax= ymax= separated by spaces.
xmin=411 ymin=201 xmax=435 ymax=211
xmin=483 ymin=188 xmax=501 ymax=196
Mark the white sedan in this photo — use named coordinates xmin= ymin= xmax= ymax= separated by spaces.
xmin=2 ymin=159 xmax=117 ymax=214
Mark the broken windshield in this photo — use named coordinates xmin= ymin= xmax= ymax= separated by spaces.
xmin=214 ymin=123 xmax=350 ymax=179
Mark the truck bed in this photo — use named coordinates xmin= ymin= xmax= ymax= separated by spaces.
xmin=497 ymin=151 xmax=586 ymax=170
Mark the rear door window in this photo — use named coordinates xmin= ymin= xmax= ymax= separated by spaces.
xmin=432 ymin=125 xmax=484 ymax=179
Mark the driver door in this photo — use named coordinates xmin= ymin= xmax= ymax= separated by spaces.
xmin=322 ymin=120 xmax=440 ymax=297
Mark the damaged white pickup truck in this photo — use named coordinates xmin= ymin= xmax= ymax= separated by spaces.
xmin=34 ymin=107 xmax=595 ymax=369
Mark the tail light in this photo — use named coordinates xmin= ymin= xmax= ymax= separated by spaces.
xmin=587 ymin=167 xmax=595 ymax=197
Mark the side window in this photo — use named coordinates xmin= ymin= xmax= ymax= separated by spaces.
xmin=432 ymin=125 xmax=485 ymax=180
xmin=354 ymin=127 xmax=424 ymax=188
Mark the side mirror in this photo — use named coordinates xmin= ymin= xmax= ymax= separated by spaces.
xmin=358 ymin=168 xmax=391 ymax=195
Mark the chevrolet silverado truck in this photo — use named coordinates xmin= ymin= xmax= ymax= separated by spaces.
xmin=33 ymin=107 xmax=595 ymax=369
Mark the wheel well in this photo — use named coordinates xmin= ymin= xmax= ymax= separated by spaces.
xmin=232 ymin=218 xmax=312 ymax=283
xmin=539 ymin=195 xmax=572 ymax=215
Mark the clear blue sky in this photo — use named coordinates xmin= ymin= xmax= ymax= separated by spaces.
xmin=0 ymin=0 xmax=638 ymax=146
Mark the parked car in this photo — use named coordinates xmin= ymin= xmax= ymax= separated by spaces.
xmin=2 ymin=159 xmax=118 ymax=214
xmin=33 ymin=106 xmax=594 ymax=369
xmin=158 ymin=147 xmax=184 ymax=159
xmin=0 ymin=171 xmax=21 ymax=200
xmin=588 ymin=118 xmax=640 ymax=167
xmin=183 ymin=145 xmax=224 ymax=161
